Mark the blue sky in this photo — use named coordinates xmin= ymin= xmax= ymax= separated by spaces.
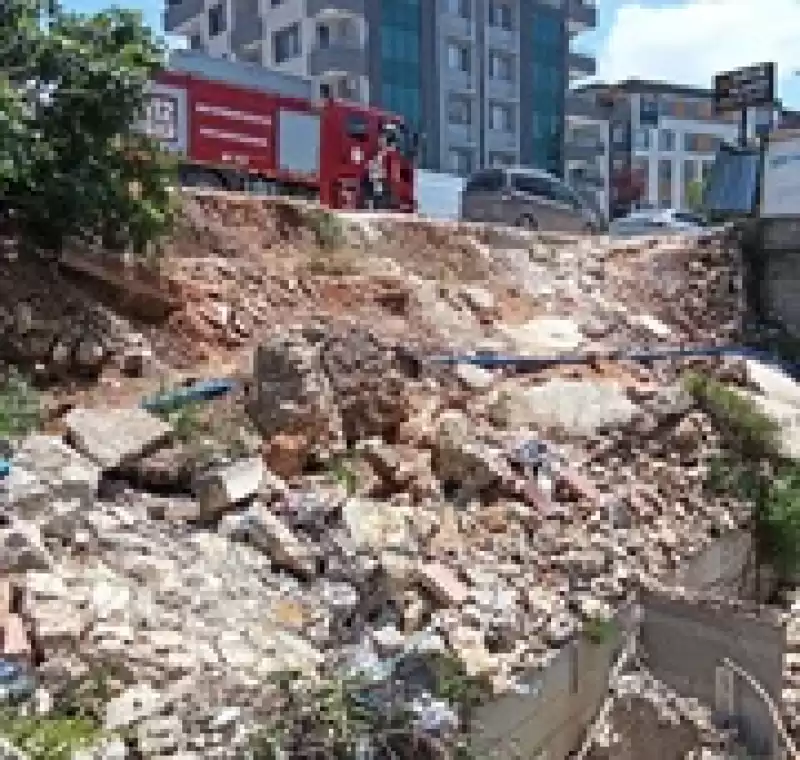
xmin=63 ymin=0 xmax=800 ymax=108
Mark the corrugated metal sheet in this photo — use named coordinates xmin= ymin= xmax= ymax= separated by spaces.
xmin=703 ymin=144 xmax=760 ymax=215
xmin=415 ymin=170 xmax=465 ymax=220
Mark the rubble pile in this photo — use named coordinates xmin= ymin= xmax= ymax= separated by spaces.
xmin=587 ymin=670 xmax=739 ymax=759
xmin=0 ymin=194 xmax=765 ymax=756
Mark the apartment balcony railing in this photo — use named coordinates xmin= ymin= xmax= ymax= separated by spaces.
xmin=566 ymin=92 xmax=609 ymax=121
xmin=567 ymin=0 xmax=597 ymax=34
xmin=568 ymin=51 xmax=596 ymax=79
xmin=308 ymin=42 xmax=367 ymax=76
xmin=487 ymin=77 xmax=518 ymax=101
xmin=447 ymin=123 xmax=477 ymax=148
xmin=486 ymin=25 xmax=518 ymax=52
xmin=164 ymin=0 xmax=205 ymax=32
xmin=442 ymin=13 xmax=474 ymax=39
xmin=307 ymin=0 xmax=365 ymax=16
xmin=446 ymin=69 xmax=477 ymax=95
xmin=231 ymin=0 xmax=262 ymax=48
xmin=486 ymin=128 xmax=518 ymax=153
xmin=564 ymin=140 xmax=605 ymax=161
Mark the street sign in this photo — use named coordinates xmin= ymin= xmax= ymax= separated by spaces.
xmin=714 ymin=62 xmax=775 ymax=111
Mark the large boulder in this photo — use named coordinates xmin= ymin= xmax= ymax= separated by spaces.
xmin=246 ymin=327 xmax=343 ymax=471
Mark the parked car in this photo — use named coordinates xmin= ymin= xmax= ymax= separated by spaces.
xmin=609 ymin=208 xmax=709 ymax=238
xmin=460 ymin=167 xmax=601 ymax=232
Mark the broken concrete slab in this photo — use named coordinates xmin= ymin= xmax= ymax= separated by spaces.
xmin=746 ymin=359 xmax=800 ymax=409
xmin=194 ymin=456 xmax=265 ymax=520
xmin=490 ymin=379 xmax=639 ymax=436
xmin=417 ymin=563 xmax=470 ymax=607
xmin=499 ymin=317 xmax=584 ymax=355
xmin=246 ymin=506 xmax=316 ymax=577
xmin=342 ymin=498 xmax=415 ymax=553
xmin=65 ymin=407 xmax=172 ymax=469
xmin=0 ymin=519 xmax=52 ymax=573
xmin=5 ymin=435 xmax=100 ymax=515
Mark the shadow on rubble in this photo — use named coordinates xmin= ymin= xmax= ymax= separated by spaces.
xmin=0 ymin=242 xmax=175 ymax=391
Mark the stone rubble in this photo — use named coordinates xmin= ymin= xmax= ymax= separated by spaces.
xmin=0 ymin=195 xmax=784 ymax=756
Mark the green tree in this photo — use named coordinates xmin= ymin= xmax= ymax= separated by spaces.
xmin=0 ymin=0 xmax=176 ymax=255
xmin=684 ymin=180 xmax=705 ymax=213
xmin=684 ymin=372 xmax=800 ymax=593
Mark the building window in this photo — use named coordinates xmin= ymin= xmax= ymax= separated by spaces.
xmin=448 ymin=96 xmax=471 ymax=125
xmin=633 ymin=128 xmax=651 ymax=151
xmin=448 ymin=44 xmax=470 ymax=72
xmin=490 ymin=104 xmax=512 ymax=131
xmin=208 ymin=3 xmax=226 ymax=38
xmin=658 ymin=158 xmax=673 ymax=208
xmin=449 ymin=149 xmax=472 ymax=175
xmin=189 ymin=34 xmax=202 ymax=51
xmin=489 ymin=0 xmax=513 ymax=30
xmin=316 ymin=24 xmax=330 ymax=49
xmin=273 ymin=23 xmax=301 ymax=63
xmin=379 ymin=0 xmax=423 ymax=158
xmin=659 ymin=129 xmax=675 ymax=152
xmin=320 ymin=83 xmax=332 ymax=99
xmin=489 ymin=53 xmax=512 ymax=81
xmin=448 ymin=0 xmax=470 ymax=18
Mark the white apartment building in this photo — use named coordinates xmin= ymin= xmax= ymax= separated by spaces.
xmin=568 ymin=80 xmax=782 ymax=217
xmin=163 ymin=0 xmax=598 ymax=175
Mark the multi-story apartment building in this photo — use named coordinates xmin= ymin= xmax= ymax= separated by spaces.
xmin=566 ymin=79 xmax=786 ymax=218
xmin=164 ymin=0 xmax=597 ymax=175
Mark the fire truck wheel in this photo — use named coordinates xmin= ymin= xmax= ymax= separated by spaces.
xmin=517 ymin=214 xmax=538 ymax=231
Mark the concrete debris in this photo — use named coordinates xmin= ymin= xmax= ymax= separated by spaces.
xmin=65 ymin=407 xmax=173 ymax=469
xmin=194 ymin=456 xmax=265 ymax=520
xmin=0 ymin=196 xmax=767 ymax=757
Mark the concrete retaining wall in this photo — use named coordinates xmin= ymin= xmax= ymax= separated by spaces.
xmin=473 ymin=629 xmax=623 ymax=760
xmin=639 ymin=589 xmax=787 ymax=757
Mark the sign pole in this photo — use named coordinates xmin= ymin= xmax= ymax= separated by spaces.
xmin=739 ymin=107 xmax=749 ymax=148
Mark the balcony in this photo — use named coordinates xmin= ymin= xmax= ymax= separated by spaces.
xmin=164 ymin=0 xmax=204 ymax=32
xmin=486 ymin=25 xmax=518 ymax=52
xmin=486 ymin=129 xmax=518 ymax=153
xmin=445 ymin=68 xmax=476 ymax=95
xmin=564 ymin=140 xmax=605 ymax=161
xmin=307 ymin=0 xmax=365 ymax=16
xmin=487 ymin=77 xmax=518 ymax=102
xmin=566 ymin=92 xmax=608 ymax=121
xmin=447 ymin=123 xmax=477 ymax=149
xmin=568 ymin=51 xmax=596 ymax=81
xmin=442 ymin=13 xmax=474 ymax=40
xmin=231 ymin=0 xmax=263 ymax=49
xmin=567 ymin=0 xmax=597 ymax=35
xmin=308 ymin=42 xmax=367 ymax=76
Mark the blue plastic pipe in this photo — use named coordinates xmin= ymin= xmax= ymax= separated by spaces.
xmin=0 ymin=346 xmax=795 ymax=481
xmin=139 ymin=377 xmax=239 ymax=412
xmin=429 ymin=344 xmax=799 ymax=375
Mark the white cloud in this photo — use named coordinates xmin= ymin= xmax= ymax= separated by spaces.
xmin=595 ymin=0 xmax=800 ymax=91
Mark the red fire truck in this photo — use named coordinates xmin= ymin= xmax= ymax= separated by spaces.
xmin=139 ymin=51 xmax=419 ymax=212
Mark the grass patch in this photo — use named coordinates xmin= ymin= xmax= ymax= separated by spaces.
xmin=0 ymin=711 xmax=101 ymax=759
xmin=0 ymin=367 xmax=41 ymax=440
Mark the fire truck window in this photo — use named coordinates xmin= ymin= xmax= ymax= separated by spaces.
xmin=345 ymin=114 xmax=369 ymax=140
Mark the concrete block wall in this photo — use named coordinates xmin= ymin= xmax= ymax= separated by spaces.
xmin=472 ymin=629 xmax=623 ymax=760
xmin=639 ymin=585 xmax=790 ymax=758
